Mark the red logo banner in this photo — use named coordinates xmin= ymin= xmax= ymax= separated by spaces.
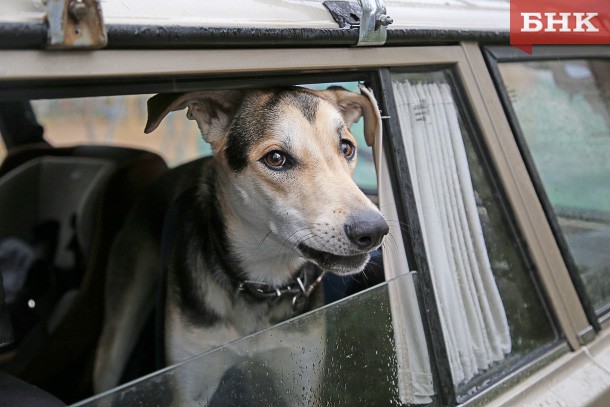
xmin=510 ymin=0 xmax=610 ymax=54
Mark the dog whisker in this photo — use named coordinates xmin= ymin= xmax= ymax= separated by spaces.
xmin=284 ymin=232 xmax=323 ymax=267
xmin=286 ymin=231 xmax=317 ymax=253
xmin=255 ymin=230 xmax=273 ymax=251
xmin=280 ymin=227 xmax=314 ymax=249
xmin=384 ymin=218 xmax=413 ymax=231
xmin=378 ymin=201 xmax=402 ymax=210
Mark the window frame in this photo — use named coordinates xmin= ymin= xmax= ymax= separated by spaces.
xmin=484 ymin=45 xmax=610 ymax=327
xmin=457 ymin=43 xmax=591 ymax=349
xmin=0 ymin=43 xmax=593 ymax=404
xmin=371 ymin=46 xmax=584 ymax=402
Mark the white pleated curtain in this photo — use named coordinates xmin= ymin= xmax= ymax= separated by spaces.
xmin=389 ymin=80 xmax=512 ymax=386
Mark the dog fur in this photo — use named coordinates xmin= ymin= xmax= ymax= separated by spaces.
xmin=93 ymin=86 xmax=388 ymax=403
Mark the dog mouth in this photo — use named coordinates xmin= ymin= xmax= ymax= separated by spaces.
xmin=297 ymin=243 xmax=370 ymax=275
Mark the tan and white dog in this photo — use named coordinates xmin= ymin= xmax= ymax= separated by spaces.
xmin=94 ymin=86 xmax=388 ymax=404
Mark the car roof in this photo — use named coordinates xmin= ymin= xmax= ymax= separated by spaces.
xmin=0 ymin=0 xmax=509 ymax=32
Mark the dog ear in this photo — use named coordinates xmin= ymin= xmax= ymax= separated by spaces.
xmin=320 ymin=86 xmax=378 ymax=146
xmin=144 ymin=91 xmax=244 ymax=145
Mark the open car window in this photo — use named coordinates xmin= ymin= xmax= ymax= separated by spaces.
xmin=0 ymin=80 xmax=392 ymax=404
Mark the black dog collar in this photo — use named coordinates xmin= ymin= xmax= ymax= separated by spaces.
xmin=238 ymin=266 xmax=325 ymax=309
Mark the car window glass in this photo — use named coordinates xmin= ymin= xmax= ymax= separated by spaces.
xmin=498 ymin=60 xmax=610 ymax=315
xmin=73 ymin=272 xmax=418 ymax=407
xmin=390 ymin=69 xmax=558 ymax=399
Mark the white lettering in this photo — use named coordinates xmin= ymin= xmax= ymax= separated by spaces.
xmin=544 ymin=12 xmax=572 ymax=32
xmin=573 ymin=12 xmax=599 ymax=32
xmin=521 ymin=13 xmax=543 ymax=32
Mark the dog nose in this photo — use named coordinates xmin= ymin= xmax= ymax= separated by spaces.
xmin=344 ymin=212 xmax=389 ymax=251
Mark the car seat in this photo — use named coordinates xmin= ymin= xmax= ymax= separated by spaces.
xmin=0 ymin=144 xmax=167 ymax=402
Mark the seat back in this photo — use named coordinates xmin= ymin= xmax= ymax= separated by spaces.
xmin=0 ymin=145 xmax=167 ymax=402
xmin=0 ymin=156 xmax=114 ymax=271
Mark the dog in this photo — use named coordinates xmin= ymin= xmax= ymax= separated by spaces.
xmin=93 ymin=85 xmax=388 ymax=404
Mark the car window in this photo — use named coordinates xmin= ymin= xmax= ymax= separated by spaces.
xmin=1 ymin=81 xmax=389 ymax=403
xmin=498 ymin=60 xmax=610 ymax=315
xmin=73 ymin=272 xmax=414 ymax=406
xmin=388 ymin=69 xmax=558 ymax=400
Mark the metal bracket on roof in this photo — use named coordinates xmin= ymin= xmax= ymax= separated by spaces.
xmin=357 ymin=0 xmax=392 ymax=46
xmin=323 ymin=0 xmax=392 ymax=46
xmin=46 ymin=0 xmax=107 ymax=49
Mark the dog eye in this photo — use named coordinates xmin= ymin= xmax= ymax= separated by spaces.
xmin=263 ymin=151 xmax=287 ymax=169
xmin=341 ymin=140 xmax=356 ymax=160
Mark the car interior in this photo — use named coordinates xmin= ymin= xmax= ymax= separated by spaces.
xmin=0 ymin=83 xmax=388 ymax=404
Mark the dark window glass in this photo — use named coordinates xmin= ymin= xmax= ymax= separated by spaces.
xmin=498 ymin=60 xmax=610 ymax=314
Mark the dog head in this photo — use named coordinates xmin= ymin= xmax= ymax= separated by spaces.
xmin=145 ymin=86 xmax=388 ymax=279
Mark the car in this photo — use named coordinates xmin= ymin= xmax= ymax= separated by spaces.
xmin=0 ymin=0 xmax=609 ymax=405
